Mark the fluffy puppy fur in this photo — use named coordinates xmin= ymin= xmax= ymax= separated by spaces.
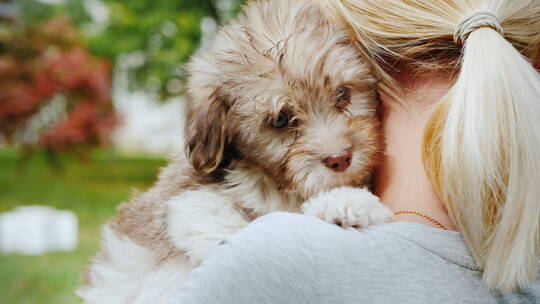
xmin=78 ymin=0 xmax=391 ymax=303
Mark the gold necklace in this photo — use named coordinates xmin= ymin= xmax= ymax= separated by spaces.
xmin=394 ymin=210 xmax=448 ymax=230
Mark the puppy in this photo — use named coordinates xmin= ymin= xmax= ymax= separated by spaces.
xmin=78 ymin=0 xmax=391 ymax=303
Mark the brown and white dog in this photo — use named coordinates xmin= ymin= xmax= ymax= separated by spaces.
xmin=78 ymin=0 xmax=391 ymax=303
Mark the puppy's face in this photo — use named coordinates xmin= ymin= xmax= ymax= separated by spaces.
xmin=186 ymin=4 xmax=380 ymax=199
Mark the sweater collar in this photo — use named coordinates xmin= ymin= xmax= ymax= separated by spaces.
xmin=374 ymin=221 xmax=479 ymax=271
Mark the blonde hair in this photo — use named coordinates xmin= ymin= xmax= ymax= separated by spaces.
xmin=315 ymin=0 xmax=540 ymax=291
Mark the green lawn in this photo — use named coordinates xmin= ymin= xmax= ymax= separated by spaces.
xmin=0 ymin=148 xmax=167 ymax=304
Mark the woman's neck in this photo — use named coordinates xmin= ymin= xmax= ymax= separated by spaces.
xmin=374 ymin=71 xmax=458 ymax=231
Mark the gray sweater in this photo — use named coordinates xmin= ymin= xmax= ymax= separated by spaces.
xmin=171 ymin=212 xmax=540 ymax=303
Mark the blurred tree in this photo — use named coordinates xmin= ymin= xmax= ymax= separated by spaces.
xmin=0 ymin=16 xmax=116 ymax=164
xmin=14 ymin=0 xmax=244 ymax=98
xmin=0 ymin=0 xmax=244 ymax=164
xmin=87 ymin=0 xmax=244 ymax=97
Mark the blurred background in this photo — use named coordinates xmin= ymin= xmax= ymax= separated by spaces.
xmin=0 ymin=0 xmax=244 ymax=303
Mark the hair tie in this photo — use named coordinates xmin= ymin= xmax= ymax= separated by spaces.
xmin=454 ymin=11 xmax=504 ymax=44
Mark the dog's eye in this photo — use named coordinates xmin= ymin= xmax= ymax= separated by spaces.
xmin=273 ymin=111 xmax=289 ymax=128
xmin=336 ymin=87 xmax=351 ymax=107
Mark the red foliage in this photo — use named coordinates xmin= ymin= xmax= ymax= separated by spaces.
xmin=0 ymin=16 xmax=117 ymax=153
xmin=41 ymin=102 xmax=117 ymax=150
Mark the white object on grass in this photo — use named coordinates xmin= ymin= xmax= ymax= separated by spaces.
xmin=0 ymin=205 xmax=78 ymax=255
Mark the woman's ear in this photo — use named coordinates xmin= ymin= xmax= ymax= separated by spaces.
xmin=184 ymin=92 xmax=229 ymax=174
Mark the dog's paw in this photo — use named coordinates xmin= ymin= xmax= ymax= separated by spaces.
xmin=301 ymin=187 xmax=392 ymax=229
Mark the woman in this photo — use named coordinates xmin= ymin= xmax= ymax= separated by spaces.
xmin=171 ymin=0 xmax=540 ymax=302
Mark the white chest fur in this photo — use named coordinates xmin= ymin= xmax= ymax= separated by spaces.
xmin=166 ymin=167 xmax=302 ymax=264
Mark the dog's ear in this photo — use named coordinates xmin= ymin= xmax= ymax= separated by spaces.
xmin=185 ymin=91 xmax=230 ymax=175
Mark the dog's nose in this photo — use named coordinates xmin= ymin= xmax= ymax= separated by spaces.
xmin=324 ymin=150 xmax=353 ymax=173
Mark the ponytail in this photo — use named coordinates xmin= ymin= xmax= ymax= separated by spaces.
xmin=427 ymin=22 xmax=540 ymax=291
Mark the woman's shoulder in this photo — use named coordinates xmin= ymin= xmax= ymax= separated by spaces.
xmin=213 ymin=212 xmax=349 ymax=275
xmin=228 ymin=212 xmax=483 ymax=289
xmin=223 ymin=211 xmax=468 ymax=263
xmin=226 ymin=211 xmax=385 ymax=261
xmin=233 ymin=211 xmax=465 ymax=258
xmin=239 ymin=211 xmax=352 ymax=244
xmin=171 ymin=212 xmax=326 ymax=303
xmin=172 ymin=212 xmax=540 ymax=303
xmin=239 ymin=211 xmax=384 ymax=241
xmin=215 ymin=212 xmax=328 ymax=271
xmin=212 ymin=212 xmax=449 ymax=284
xmin=172 ymin=212 xmax=385 ymax=303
